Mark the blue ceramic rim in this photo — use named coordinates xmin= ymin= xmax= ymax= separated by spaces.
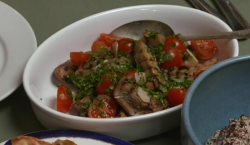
xmin=4 ymin=129 xmax=133 ymax=145
xmin=182 ymin=54 xmax=250 ymax=145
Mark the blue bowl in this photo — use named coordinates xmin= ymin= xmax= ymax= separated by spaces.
xmin=181 ymin=55 xmax=250 ymax=145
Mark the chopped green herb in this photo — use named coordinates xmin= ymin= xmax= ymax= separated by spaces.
xmin=98 ymin=102 xmax=104 ymax=108
xmin=120 ymin=41 xmax=126 ymax=44
xmin=97 ymin=95 xmax=103 ymax=101
xmin=99 ymin=111 xmax=105 ymax=117
xmin=179 ymin=50 xmax=184 ymax=57
xmin=171 ymin=42 xmax=176 ymax=48
xmin=92 ymin=105 xmax=97 ymax=110
xmin=172 ymin=34 xmax=180 ymax=38
xmin=143 ymin=30 xmax=159 ymax=38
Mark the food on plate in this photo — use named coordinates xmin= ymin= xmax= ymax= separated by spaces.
xmin=11 ymin=136 xmax=76 ymax=145
xmin=53 ymin=31 xmax=219 ymax=118
xmin=206 ymin=115 xmax=250 ymax=145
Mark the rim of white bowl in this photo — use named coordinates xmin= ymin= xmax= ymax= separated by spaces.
xmin=182 ymin=55 xmax=250 ymax=145
xmin=23 ymin=4 xmax=238 ymax=123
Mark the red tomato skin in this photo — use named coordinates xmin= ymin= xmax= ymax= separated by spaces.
xmin=122 ymin=70 xmax=136 ymax=80
xmin=117 ymin=38 xmax=134 ymax=54
xmin=100 ymin=33 xmax=122 ymax=47
xmin=190 ymin=39 xmax=218 ymax=59
xmin=88 ymin=94 xmax=117 ymax=118
xmin=159 ymin=48 xmax=183 ymax=70
xmin=167 ymin=88 xmax=187 ymax=106
xmin=164 ymin=36 xmax=186 ymax=54
xmin=70 ymin=52 xmax=91 ymax=67
xmin=96 ymin=72 xmax=115 ymax=95
xmin=91 ymin=41 xmax=108 ymax=52
xmin=57 ymin=84 xmax=73 ymax=113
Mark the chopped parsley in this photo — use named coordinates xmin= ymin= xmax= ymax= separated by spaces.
xmin=91 ymin=105 xmax=97 ymax=110
xmin=143 ymin=30 xmax=160 ymax=38
xmin=186 ymin=45 xmax=197 ymax=57
xmin=149 ymin=44 xmax=172 ymax=65
xmin=99 ymin=111 xmax=105 ymax=117
xmin=120 ymin=41 xmax=126 ymax=45
xmin=97 ymin=95 xmax=103 ymax=101
xmin=88 ymin=51 xmax=113 ymax=61
xmin=98 ymin=102 xmax=104 ymax=108
xmin=171 ymin=42 xmax=176 ymax=48
xmin=81 ymin=103 xmax=91 ymax=114
xmin=172 ymin=34 xmax=180 ymax=38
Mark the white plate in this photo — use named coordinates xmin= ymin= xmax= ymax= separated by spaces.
xmin=0 ymin=1 xmax=37 ymax=101
xmin=1 ymin=130 xmax=133 ymax=145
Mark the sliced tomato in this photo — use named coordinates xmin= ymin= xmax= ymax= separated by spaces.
xmin=190 ymin=39 xmax=218 ymax=59
xmin=88 ymin=94 xmax=117 ymax=118
xmin=164 ymin=35 xmax=186 ymax=54
xmin=159 ymin=48 xmax=182 ymax=70
xmin=100 ymin=33 xmax=122 ymax=47
xmin=70 ymin=52 xmax=91 ymax=67
xmin=57 ymin=84 xmax=73 ymax=113
xmin=122 ymin=70 xmax=136 ymax=82
xmin=117 ymin=38 xmax=134 ymax=54
xmin=167 ymin=88 xmax=187 ymax=106
xmin=91 ymin=41 xmax=108 ymax=52
xmin=96 ymin=72 xmax=115 ymax=95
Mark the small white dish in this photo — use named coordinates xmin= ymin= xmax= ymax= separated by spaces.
xmin=1 ymin=129 xmax=132 ymax=145
xmin=0 ymin=1 xmax=37 ymax=101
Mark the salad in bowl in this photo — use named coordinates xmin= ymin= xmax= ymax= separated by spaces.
xmin=54 ymin=31 xmax=219 ymax=118
xmin=23 ymin=4 xmax=238 ymax=141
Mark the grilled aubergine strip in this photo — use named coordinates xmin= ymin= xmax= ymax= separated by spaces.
xmin=134 ymin=39 xmax=166 ymax=86
xmin=145 ymin=33 xmax=166 ymax=48
xmin=113 ymin=76 xmax=153 ymax=116
xmin=54 ymin=54 xmax=135 ymax=82
xmin=54 ymin=60 xmax=77 ymax=83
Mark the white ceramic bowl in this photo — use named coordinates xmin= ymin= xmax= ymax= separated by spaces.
xmin=23 ymin=4 xmax=238 ymax=141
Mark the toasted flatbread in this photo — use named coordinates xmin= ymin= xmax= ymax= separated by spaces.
xmin=11 ymin=136 xmax=51 ymax=145
xmin=11 ymin=136 xmax=77 ymax=145
xmin=52 ymin=139 xmax=77 ymax=145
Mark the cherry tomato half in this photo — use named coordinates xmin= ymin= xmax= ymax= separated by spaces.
xmin=117 ymin=38 xmax=134 ymax=54
xmin=96 ymin=72 xmax=115 ymax=95
xmin=91 ymin=41 xmax=108 ymax=52
xmin=57 ymin=84 xmax=73 ymax=113
xmin=167 ymin=88 xmax=187 ymax=106
xmin=159 ymin=48 xmax=183 ymax=70
xmin=122 ymin=70 xmax=136 ymax=81
xmin=164 ymin=35 xmax=186 ymax=54
xmin=70 ymin=52 xmax=91 ymax=67
xmin=190 ymin=39 xmax=218 ymax=59
xmin=88 ymin=94 xmax=117 ymax=118
xmin=100 ymin=33 xmax=122 ymax=47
